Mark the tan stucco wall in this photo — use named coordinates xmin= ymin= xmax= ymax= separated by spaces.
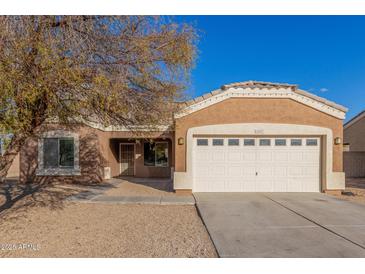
xmin=19 ymin=124 xmax=174 ymax=183
xmin=6 ymin=152 xmax=20 ymax=178
xmin=20 ymin=124 xmax=105 ymax=183
xmin=175 ymin=98 xmax=343 ymax=173
xmin=344 ymin=117 xmax=365 ymax=151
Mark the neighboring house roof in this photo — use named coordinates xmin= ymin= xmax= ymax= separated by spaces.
xmin=176 ymin=80 xmax=348 ymax=119
xmin=344 ymin=110 xmax=365 ymax=130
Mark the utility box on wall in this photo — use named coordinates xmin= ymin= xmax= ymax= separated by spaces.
xmin=103 ymin=167 xmax=111 ymax=180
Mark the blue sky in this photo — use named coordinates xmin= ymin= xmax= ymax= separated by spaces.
xmin=176 ymin=16 xmax=365 ymax=121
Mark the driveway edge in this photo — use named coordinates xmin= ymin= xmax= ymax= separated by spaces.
xmin=193 ymin=194 xmax=221 ymax=258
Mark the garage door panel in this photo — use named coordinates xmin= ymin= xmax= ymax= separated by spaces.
xmin=302 ymin=166 xmax=319 ymax=177
xmin=211 ymin=165 xmax=226 ymax=177
xmin=212 ymin=152 xmax=225 ymax=161
xmin=273 ymin=179 xmax=288 ymax=192
xmin=193 ymin=137 xmax=320 ymax=192
xmin=274 ymin=166 xmax=288 ymax=177
xmin=302 ymin=179 xmax=319 ymax=192
xmin=243 ymin=151 xmax=256 ymax=161
xmin=209 ymin=180 xmax=226 ymax=192
xmin=287 ymin=179 xmax=303 ymax=192
xmin=273 ymin=151 xmax=289 ymax=161
xmin=243 ymin=166 xmax=256 ymax=176
xmin=289 ymin=152 xmax=304 ymax=161
xmin=257 ymin=151 xmax=272 ymax=161
xmin=256 ymin=180 xmax=273 ymax=192
xmin=195 ymin=151 xmax=211 ymax=161
xmin=226 ymin=180 xmax=243 ymax=192
xmin=257 ymin=166 xmax=274 ymax=177
xmin=227 ymin=165 xmax=243 ymax=177
xmin=302 ymin=152 xmax=319 ymax=162
xmin=227 ymin=152 xmax=242 ymax=161
xmin=288 ymin=167 xmax=302 ymax=176
xmin=243 ymin=180 xmax=256 ymax=192
xmin=194 ymin=179 xmax=210 ymax=192
xmin=194 ymin=163 xmax=211 ymax=178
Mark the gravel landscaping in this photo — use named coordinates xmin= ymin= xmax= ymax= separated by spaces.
xmin=0 ymin=180 xmax=217 ymax=258
xmin=327 ymin=177 xmax=365 ymax=204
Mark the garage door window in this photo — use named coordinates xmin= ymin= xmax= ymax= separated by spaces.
xmin=244 ymin=139 xmax=255 ymax=146
xmin=259 ymin=139 xmax=271 ymax=146
xmin=275 ymin=139 xmax=286 ymax=146
xmin=212 ymin=139 xmax=224 ymax=146
xmin=306 ymin=139 xmax=318 ymax=146
xmin=197 ymin=139 xmax=208 ymax=146
xmin=228 ymin=139 xmax=239 ymax=146
xmin=291 ymin=139 xmax=302 ymax=146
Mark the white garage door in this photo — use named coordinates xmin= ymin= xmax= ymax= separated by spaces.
xmin=193 ymin=137 xmax=321 ymax=192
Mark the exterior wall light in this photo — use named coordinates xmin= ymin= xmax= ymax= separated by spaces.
xmin=178 ymin=137 xmax=184 ymax=145
xmin=334 ymin=137 xmax=342 ymax=145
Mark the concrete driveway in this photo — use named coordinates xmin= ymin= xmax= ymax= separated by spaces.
xmin=194 ymin=193 xmax=365 ymax=257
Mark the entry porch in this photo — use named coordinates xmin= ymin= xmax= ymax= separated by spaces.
xmin=106 ymin=136 xmax=175 ymax=179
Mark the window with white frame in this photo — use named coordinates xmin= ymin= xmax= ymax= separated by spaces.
xmin=144 ymin=142 xmax=168 ymax=167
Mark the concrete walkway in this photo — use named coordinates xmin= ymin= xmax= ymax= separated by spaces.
xmin=195 ymin=192 xmax=365 ymax=257
xmin=87 ymin=195 xmax=195 ymax=205
xmin=66 ymin=177 xmax=195 ymax=205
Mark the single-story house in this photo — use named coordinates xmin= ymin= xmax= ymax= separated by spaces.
xmin=19 ymin=81 xmax=348 ymax=193
xmin=343 ymin=110 xmax=365 ymax=177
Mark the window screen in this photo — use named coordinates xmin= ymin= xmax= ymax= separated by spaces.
xmin=155 ymin=143 xmax=168 ymax=167
xmin=43 ymin=138 xmax=59 ymax=168
xmin=144 ymin=142 xmax=156 ymax=166
xmin=59 ymin=138 xmax=75 ymax=167
xmin=244 ymin=139 xmax=255 ymax=146
xmin=228 ymin=139 xmax=239 ymax=146
xmin=212 ymin=139 xmax=224 ymax=146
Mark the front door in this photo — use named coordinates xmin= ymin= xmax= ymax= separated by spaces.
xmin=120 ymin=144 xmax=135 ymax=176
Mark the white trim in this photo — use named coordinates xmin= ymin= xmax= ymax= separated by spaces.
xmin=84 ymin=121 xmax=172 ymax=132
xmin=173 ymin=123 xmax=345 ymax=191
xmin=36 ymin=130 xmax=80 ymax=176
xmin=175 ymin=87 xmax=346 ymax=119
xmin=119 ymin=143 xmax=136 ymax=176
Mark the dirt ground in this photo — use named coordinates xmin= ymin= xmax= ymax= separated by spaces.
xmin=103 ymin=177 xmax=176 ymax=197
xmin=0 ymin=180 xmax=217 ymax=258
xmin=328 ymin=177 xmax=365 ymax=204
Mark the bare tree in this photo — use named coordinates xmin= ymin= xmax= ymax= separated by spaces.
xmin=0 ymin=16 xmax=197 ymax=180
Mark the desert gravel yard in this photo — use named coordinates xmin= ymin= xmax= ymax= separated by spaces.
xmin=328 ymin=178 xmax=365 ymax=205
xmin=0 ymin=180 xmax=217 ymax=258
